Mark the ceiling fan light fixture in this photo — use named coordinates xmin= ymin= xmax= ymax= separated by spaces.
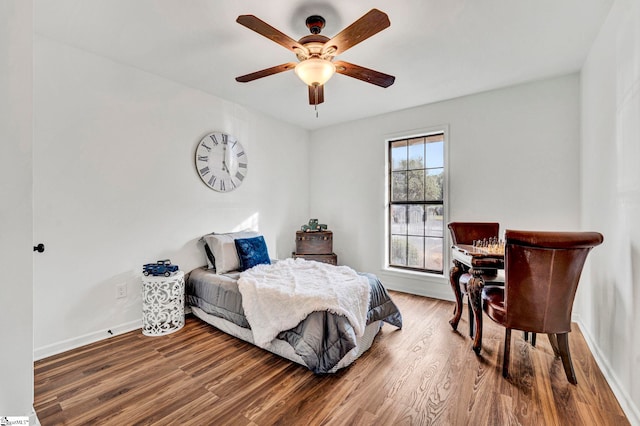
xmin=294 ymin=58 xmax=336 ymax=86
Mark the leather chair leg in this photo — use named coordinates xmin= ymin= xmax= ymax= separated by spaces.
xmin=524 ymin=331 xmax=537 ymax=347
xmin=503 ymin=328 xmax=512 ymax=378
xmin=467 ymin=297 xmax=474 ymax=337
xmin=557 ymin=333 xmax=577 ymax=385
xmin=547 ymin=333 xmax=561 ymax=357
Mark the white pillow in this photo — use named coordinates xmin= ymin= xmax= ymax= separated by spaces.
xmin=202 ymin=231 xmax=259 ymax=274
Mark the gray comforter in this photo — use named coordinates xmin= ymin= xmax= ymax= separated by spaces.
xmin=186 ymin=267 xmax=402 ymax=374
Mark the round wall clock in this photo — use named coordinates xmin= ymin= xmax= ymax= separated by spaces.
xmin=194 ymin=132 xmax=248 ymax=192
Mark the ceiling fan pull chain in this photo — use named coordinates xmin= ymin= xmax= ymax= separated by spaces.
xmin=315 ymin=85 xmax=319 ymax=118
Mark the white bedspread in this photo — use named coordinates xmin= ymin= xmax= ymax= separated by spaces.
xmin=237 ymin=258 xmax=371 ymax=348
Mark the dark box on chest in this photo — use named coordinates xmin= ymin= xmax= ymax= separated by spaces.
xmin=295 ymin=230 xmax=333 ymax=254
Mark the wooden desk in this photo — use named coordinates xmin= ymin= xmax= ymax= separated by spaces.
xmin=450 ymin=244 xmax=504 ymax=354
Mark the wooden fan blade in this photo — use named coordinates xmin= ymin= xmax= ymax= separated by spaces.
xmin=322 ymin=9 xmax=390 ymax=56
xmin=235 ymin=62 xmax=297 ymax=83
xmin=308 ymin=85 xmax=325 ymax=105
xmin=237 ymin=15 xmax=306 ymax=53
xmin=334 ymin=61 xmax=395 ymax=88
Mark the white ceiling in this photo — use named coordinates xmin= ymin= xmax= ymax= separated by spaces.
xmin=34 ymin=0 xmax=613 ymax=131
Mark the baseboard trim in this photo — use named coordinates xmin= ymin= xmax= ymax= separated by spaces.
xmin=34 ymin=319 xmax=142 ymax=361
xmin=31 ymin=406 xmax=41 ymax=426
xmin=574 ymin=316 xmax=640 ymax=426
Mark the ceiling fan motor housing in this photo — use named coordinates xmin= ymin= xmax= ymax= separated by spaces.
xmin=305 ymin=15 xmax=326 ymax=34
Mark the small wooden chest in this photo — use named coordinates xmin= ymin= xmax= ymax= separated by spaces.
xmin=291 ymin=253 xmax=338 ymax=265
xmin=295 ymin=230 xmax=333 ymax=255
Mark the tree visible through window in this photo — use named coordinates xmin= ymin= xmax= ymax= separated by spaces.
xmin=388 ymin=133 xmax=444 ymax=273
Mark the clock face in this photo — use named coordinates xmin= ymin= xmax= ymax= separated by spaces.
xmin=195 ymin=132 xmax=248 ymax=192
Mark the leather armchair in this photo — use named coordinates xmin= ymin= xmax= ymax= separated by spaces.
xmin=482 ymin=230 xmax=603 ymax=384
xmin=448 ymin=222 xmax=500 ymax=247
xmin=447 ymin=222 xmax=502 ymax=336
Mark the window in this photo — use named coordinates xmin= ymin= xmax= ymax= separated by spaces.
xmin=388 ymin=132 xmax=445 ymax=274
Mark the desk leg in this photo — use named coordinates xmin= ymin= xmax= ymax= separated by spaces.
xmin=468 ymin=272 xmax=484 ymax=355
xmin=448 ymin=260 xmax=464 ymax=331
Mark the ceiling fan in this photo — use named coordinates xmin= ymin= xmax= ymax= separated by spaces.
xmin=235 ymin=8 xmax=395 ymax=107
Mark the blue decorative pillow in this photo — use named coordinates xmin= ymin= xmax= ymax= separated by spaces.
xmin=234 ymin=236 xmax=271 ymax=271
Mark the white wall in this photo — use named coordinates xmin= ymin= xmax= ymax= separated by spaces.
xmin=0 ymin=0 xmax=35 ymax=421
xmin=33 ymin=36 xmax=310 ymax=357
xmin=579 ymin=0 xmax=640 ymax=422
xmin=309 ymin=75 xmax=581 ymax=299
xmin=28 ymin=4 xmax=640 ymax=422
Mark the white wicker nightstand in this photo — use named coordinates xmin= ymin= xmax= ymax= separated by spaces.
xmin=142 ymin=270 xmax=185 ymax=336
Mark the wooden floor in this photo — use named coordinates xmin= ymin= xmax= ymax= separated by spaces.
xmin=34 ymin=291 xmax=629 ymax=425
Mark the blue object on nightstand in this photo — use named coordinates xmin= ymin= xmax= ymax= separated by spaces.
xmin=143 ymin=259 xmax=179 ymax=277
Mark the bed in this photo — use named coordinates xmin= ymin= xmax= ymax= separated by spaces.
xmin=185 ymin=231 xmax=403 ymax=374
